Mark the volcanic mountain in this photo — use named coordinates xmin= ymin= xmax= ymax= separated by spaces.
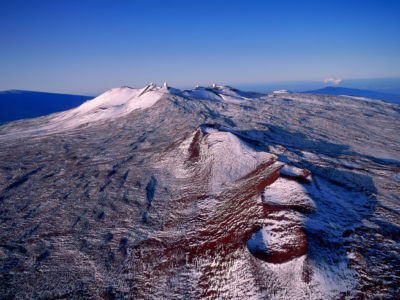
xmin=0 ymin=84 xmax=399 ymax=299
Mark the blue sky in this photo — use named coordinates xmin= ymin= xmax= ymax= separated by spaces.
xmin=1 ymin=0 xmax=399 ymax=94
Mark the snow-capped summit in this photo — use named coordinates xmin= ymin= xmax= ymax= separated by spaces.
xmin=54 ymin=84 xmax=169 ymax=127
xmin=0 ymin=84 xmax=172 ymax=139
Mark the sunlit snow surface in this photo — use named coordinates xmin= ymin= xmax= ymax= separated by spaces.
xmin=0 ymin=84 xmax=399 ymax=299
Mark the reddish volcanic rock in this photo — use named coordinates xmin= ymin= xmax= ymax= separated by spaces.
xmin=246 ymin=166 xmax=314 ymax=264
xmin=251 ymin=207 xmax=308 ymax=263
xmin=126 ymin=128 xmax=289 ymax=298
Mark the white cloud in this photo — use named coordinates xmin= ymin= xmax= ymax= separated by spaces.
xmin=323 ymin=77 xmax=342 ymax=85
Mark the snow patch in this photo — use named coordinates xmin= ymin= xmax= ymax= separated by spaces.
xmin=273 ymin=90 xmax=289 ymax=94
xmin=263 ymin=176 xmax=315 ymax=210
xmin=279 ymin=165 xmax=310 ymax=179
xmin=203 ymin=131 xmax=276 ymax=193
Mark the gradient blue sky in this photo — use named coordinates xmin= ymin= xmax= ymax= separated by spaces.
xmin=1 ymin=0 xmax=400 ymax=94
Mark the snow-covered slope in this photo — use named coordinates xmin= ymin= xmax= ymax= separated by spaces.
xmin=0 ymin=84 xmax=399 ymax=299
xmin=0 ymin=84 xmax=258 ymax=140
xmin=165 ymin=126 xmax=277 ymax=194
xmin=0 ymin=83 xmax=169 ymax=139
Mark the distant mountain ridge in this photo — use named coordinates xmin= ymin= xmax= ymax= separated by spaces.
xmin=1 ymin=86 xmax=399 ymax=126
xmin=0 ymin=90 xmax=93 ymax=124
xmin=303 ymin=86 xmax=400 ymax=105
